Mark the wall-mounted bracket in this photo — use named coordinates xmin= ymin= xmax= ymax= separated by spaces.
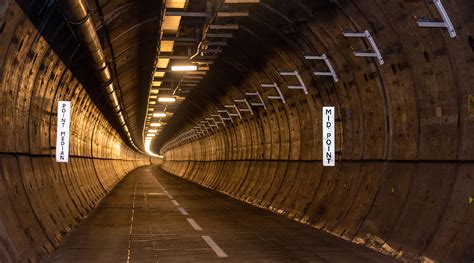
xmin=205 ymin=117 xmax=218 ymax=127
xmin=279 ymin=71 xmax=308 ymax=94
xmin=262 ymin=83 xmax=286 ymax=104
xmin=198 ymin=123 xmax=212 ymax=135
xmin=233 ymin=99 xmax=254 ymax=115
xmin=195 ymin=125 xmax=207 ymax=135
xmin=201 ymin=120 xmax=216 ymax=130
xmin=245 ymin=92 xmax=267 ymax=110
xmin=304 ymin=54 xmax=339 ymax=82
xmin=224 ymin=105 xmax=243 ymax=119
xmin=342 ymin=30 xmax=384 ymax=65
xmin=218 ymin=109 xmax=234 ymax=123
xmin=211 ymin=114 xmax=226 ymax=127
xmin=417 ymin=0 xmax=456 ymax=38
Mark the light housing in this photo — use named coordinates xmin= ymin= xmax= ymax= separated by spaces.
xmin=158 ymin=97 xmax=176 ymax=103
xmin=153 ymin=112 xmax=167 ymax=117
xmin=150 ymin=123 xmax=162 ymax=127
xmin=171 ymin=65 xmax=198 ymax=72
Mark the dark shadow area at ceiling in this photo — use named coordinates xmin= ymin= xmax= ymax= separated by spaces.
xmin=14 ymin=0 xmax=127 ymax=139
xmin=153 ymin=0 xmax=338 ymax=151
xmin=96 ymin=0 xmax=162 ymax=149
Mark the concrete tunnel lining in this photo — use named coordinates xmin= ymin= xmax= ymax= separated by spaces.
xmin=0 ymin=0 xmax=473 ymax=262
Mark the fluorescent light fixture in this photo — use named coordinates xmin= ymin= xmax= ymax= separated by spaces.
xmin=171 ymin=65 xmax=198 ymax=71
xmin=160 ymin=40 xmax=175 ymax=52
xmin=148 ymin=129 xmax=159 ymax=133
xmin=162 ymin=16 xmax=181 ymax=34
xmin=166 ymin=0 xmax=186 ymax=9
xmin=151 ymin=89 xmax=159 ymax=94
xmin=154 ymin=71 xmax=166 ymax=78
xmin=153 ymin=112 xmax=167 ymax=117
xmin=157 ymin=58 xmax=170 ymax=68
xmin=158 ymin=97 xmax=176 ymax=103
xmin=150 ymin=123 xmax=162 ymax=127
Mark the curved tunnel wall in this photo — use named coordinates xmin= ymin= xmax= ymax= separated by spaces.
xmin=160 ymin=0 xmax=474 ymax=262
xmin=0 ymin=2 xmax=149 ymax=262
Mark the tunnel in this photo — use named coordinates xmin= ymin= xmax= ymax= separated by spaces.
xmin=0 ymin=0 xmax=473 ymax=262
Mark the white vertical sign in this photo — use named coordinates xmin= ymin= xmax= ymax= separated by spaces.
xmin=56 ymin=101 xmax=71 ymax=163
xmin=322 ymin=107 xmax=335 ymax=166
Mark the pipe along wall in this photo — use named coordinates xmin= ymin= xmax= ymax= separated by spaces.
xmin=0 ymin=3 xmax=149 ymax=262
xmin=160 ymin=1 xmax=474 ymax=262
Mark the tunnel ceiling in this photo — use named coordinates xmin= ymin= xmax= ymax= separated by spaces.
xmin=16 ymin=0 xmax=163 ymax=150
xmin=153 ymin=0 xmax=474 ymax=154
xmin=14 ymin=0 xmax=474 ymax=154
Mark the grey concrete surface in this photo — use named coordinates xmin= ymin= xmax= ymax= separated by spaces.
xmin=46 ymin=165 xmax=398 ymax=263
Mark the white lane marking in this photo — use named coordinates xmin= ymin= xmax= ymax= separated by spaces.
xmin=177 ymin=207 xmax=189 ymax=216
xmin=127 ymin=175 xmax=139 ymax=263
xmin=167 ymin=194 xmax=173 ymax=199
xmin=202 ymin=236 xmax=228 ymax=258
xmin=186 ymin=218 xmax=203 ymax=231
xmin=147 ymin=192 xmax=165 ymax=196
xmin=171 ymin=200 xmax=180 ymax=207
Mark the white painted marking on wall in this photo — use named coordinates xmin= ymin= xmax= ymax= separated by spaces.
xmin=186 ymin=218 xmax=203 ymax=231
xmin=322 ymin=106 xmax=335 ymax=166
xmin=56 ymin=101 xmax=71 ymax=163
xmin=171 ymin=200 xmax=180 ymax=206
xmin=202 ymin=236 xmax=228 ymax=258
xmin=177 ymin=207 xmax=189 ymax=216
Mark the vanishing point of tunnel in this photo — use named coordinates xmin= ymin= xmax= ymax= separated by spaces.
xmin=0 ymin=0 xmax=473 ymax=262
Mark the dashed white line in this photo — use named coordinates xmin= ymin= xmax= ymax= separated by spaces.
xmin=186 ymin=218 xmax=203 ymax=231
xmin=177 ymin=207 xmax=189 ymax=216
xmin=147 ymin=192 xmax=165 ymax=196
xmin=202 ymin=236 xmax=228 ymax=258
xmin=126 ymin=175 xmax=139 ymax=263
xmin=157 ymin=180 xmax=227 ymax=258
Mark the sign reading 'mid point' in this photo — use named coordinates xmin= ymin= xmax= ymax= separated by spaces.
xmin=322 ymin=107 xmax=335 ymax=166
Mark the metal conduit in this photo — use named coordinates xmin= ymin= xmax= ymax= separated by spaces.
xmin=56 ymin=0 xmax=136 ymax=149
